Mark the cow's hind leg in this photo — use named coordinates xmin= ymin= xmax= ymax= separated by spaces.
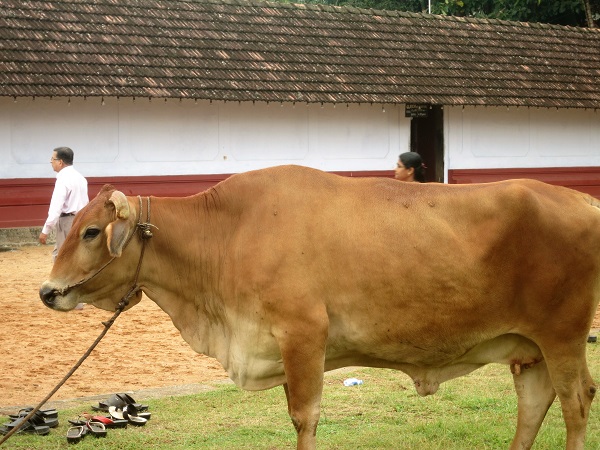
xmin=510 ymin=359 xmax=556 ymax=450
xmin=543 ymin=344 xmax=597 ymax=450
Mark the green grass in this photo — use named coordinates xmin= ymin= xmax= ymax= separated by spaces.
xmin=2 ymin=344 xmax=599 ymax=449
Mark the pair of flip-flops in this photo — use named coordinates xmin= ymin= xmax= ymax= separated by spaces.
xmin=0 ymin=407 xmax=59 ymax=436
xmin=84 ymin=412 xmax=128 ymax=428
xmin=69 ymin=413 xmax=127 ymax=429
xmin=108 ymin=405 xmax=150 ymax=426
xmin=9 ymin=407 xmax=58 ymax=421
xmin=91 ymin=393 xmax=148 ymax=413
xmin=90 ymin=393 xmax=150 ymax=426
xmin=66 ymin=419 xmax=107 ymax=443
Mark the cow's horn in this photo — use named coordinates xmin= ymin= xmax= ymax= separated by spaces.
xmin=109 ymin=190 xmax=130 ymax=220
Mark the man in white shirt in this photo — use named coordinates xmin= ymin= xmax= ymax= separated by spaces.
xmin=39 ymin=147 xmax=89 ymax=261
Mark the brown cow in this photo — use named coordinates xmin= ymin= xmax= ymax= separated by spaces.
xmin=40 ymin=165 xmax=598 ymax=450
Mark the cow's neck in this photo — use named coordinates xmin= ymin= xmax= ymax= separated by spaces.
xmin=134 ymin=192 xmax=235 ymax=366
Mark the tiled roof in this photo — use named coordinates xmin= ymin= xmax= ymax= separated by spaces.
xmin=1 ymin=0 xmax=600 ymax=108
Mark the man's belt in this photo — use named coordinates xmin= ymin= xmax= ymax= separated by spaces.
xmin=60 ymin=212 xmax=75 ymax=217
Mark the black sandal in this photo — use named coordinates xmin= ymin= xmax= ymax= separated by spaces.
xmin=66 ymin=425 xmax=87 ymax=444
xmin=91 ymin=393 xmax=148 ymax=412
xmin=85 ymin=420 xmax=107 ymax=438
xmin=0 ymin=417 xmax=50 ymax=436
xmin=9 ymin=407 xmax=58 ymax=420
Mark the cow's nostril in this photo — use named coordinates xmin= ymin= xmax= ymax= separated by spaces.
xmin=39 ymin=286 xmax=57 ymax=307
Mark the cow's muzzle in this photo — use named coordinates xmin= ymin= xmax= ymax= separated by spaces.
xmin=39 ymin=285 xmax=59 ymax=308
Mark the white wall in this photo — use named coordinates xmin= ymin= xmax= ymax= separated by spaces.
xmin=445 ymin=106 xmax=600 ymax=171
xmin=0 ymin=97 xmax=409 ymax=179
xmin=3 ymin=98 xmax=600 ymax=182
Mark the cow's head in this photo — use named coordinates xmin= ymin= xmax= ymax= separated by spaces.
xmin=39 ymin=184 xmax=144 ymax=312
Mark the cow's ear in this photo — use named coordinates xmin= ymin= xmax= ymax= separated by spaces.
xmin=106 ymin=219 xmax=131 ymax=257
xmin=106 ymin=191 xmax=132 ymax=257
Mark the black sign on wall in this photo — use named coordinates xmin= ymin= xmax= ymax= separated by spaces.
xmin=405 ymin=103 xmax=431 ymax=118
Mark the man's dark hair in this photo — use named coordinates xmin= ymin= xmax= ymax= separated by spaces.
xmin=54 ymin=146 xmax=74 ymax=165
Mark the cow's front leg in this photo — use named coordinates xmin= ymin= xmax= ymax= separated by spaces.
xmin=277 ymin=326 xmax=327 ymax=450
xmin=281 ymin=362 xmax=324 ymax=449
xmin=282 ymin=381 xmax=320 ymax=450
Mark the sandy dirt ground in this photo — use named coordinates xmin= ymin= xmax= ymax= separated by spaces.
xmin=0 ymin=245 xmax=229 ymax=410
xmin=1 ymin=245 xmax=599 ymax=412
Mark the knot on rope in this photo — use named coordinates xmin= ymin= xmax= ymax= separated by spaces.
xmin=138 ymin=222 xmax=158 ymax=240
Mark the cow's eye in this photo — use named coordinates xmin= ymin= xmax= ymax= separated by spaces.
xmin=83 ymin=227 xmax=101 ymax=240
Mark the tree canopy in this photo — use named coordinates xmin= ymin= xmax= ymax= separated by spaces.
xmin=292 ymin=0 xmax=599 ymax=27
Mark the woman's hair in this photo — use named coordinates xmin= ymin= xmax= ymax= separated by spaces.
xmin=399 ymin=152 xmax=425 ymax=183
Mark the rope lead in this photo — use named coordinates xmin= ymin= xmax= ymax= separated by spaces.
xmin=0 ymin=302 xmax=125 ymax=446
xmin=0 ymin=196 xmax=154 ymax=447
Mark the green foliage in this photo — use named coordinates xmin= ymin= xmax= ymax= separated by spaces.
xmin=296 ymin=0 xmax=588 ymax=26
xmin=430 ymin=0 xmax=586 ymax=26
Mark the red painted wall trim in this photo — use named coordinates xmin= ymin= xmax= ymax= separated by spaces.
xmin=0 ymin=170 xmax=395 ymax=229
xmin=448 ymin=167 xmax=600 ymax=198
xmin=4 ymin=167 xmax=598 ymax=229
